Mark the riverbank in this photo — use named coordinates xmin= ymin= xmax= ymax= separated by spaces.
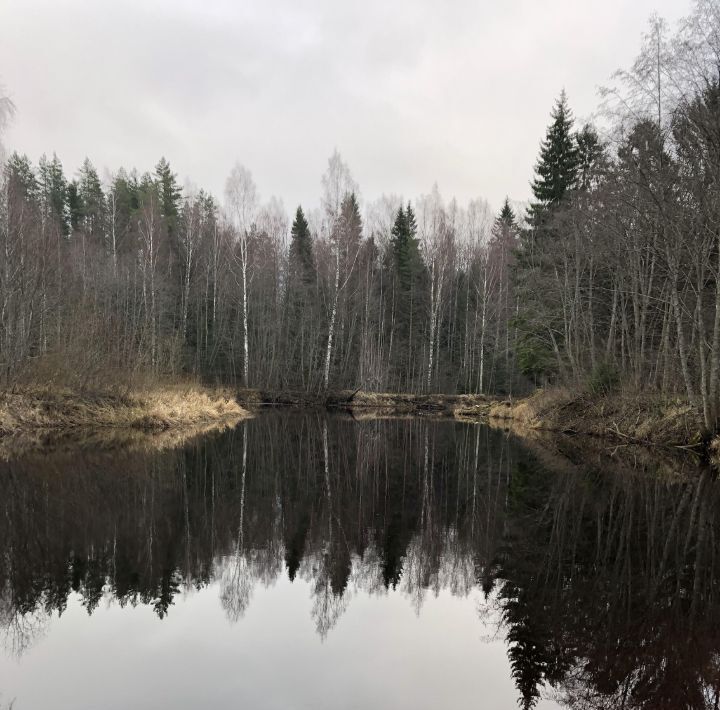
xmin=236 ymin=385 xmax=717 ymax=456
xmin=0 ymin=385 xmax=248 ymax=439
xmin=487 ymin=388 xmax=707 ymax=450
xmin=236 ymin=388 xmax=495 ymax=417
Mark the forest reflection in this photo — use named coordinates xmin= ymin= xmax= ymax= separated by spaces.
xmin=1 ymin=413 xmax=719 ymax=709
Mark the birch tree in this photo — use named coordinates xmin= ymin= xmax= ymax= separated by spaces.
xmin=225 ymin=163 xmax=258 ymax=386
xmin=320 ymin=151 xmax=359 ymax=390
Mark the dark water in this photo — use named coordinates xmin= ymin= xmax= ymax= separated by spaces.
xmin=0 ymin=413 xmax=718 ymax=710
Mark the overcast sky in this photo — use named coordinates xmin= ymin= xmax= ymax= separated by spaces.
xmin=0 ymin=0 xmax=693 ymax=214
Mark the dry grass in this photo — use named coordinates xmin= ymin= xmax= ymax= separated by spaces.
xmin=0 ymin=384 xmax=248 ymax=438
xmin=488 ymin=387 xmax=705 ymax=448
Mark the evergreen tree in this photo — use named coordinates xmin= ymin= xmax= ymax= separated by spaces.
xmin=498 ymin=196 xmax=516 ymax=227
xmin=78 ymin=157 xmax=106 ymax=243
xmin=288 ymin=205 xmax=314 ymax=283
xmin=37 ymin=153 xmax=68 ymax=235
xmin=527 ymin=91 xmax=579 ymax=228
xmin=286 ymin=205 xmax=318 ymax=386
xmin=575 ymin=124 xmax=605 ymax=192
xmin=108 ymin=168 xmax=140 ymax=258
xmin=388 ymin=201 xmax=425 ymax=388
xmin=154 ymin=157 xmax=182 ymax=239
xmin=5 ymin=152 xmax=37 ymax=201
xmin=390 ymin=202 xmax=422 ymax=287
xmin=66 ymin=179 xmax=82 ymax=233
xmin=339 ymin=192 xmax=362 ymax=254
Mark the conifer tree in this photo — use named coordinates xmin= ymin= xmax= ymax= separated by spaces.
xmin=6 ymin=152 xmax=37 ymax=201
xmin=289 ymin=205 xmax=314 ymax=283
xmin=154 ymin=157 xmax=181 ymax=239
xmin=388 ymin=201 xmax=425 ymax=388
xmin=527 ymin=91 xmax=579 ymax=228
xmin=66 ymin=180 xmax=81 ymax=233
xmin=78 ymin=158 xmax=106 ymax=243
xmin=38 ymin=153 xmax=68 ymax=235
xmin=575 ymin=124 xmax=604 ymax=191
xmin=498 ymin=197 xmax=516 ymax=227
xmin=391 ymin=202 xmax=422 ymax=287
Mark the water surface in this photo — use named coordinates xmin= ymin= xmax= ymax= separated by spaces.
xmin=0 ymin=413 xmax=717 ymax=709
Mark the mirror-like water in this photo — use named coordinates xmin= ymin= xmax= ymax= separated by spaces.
xmin=0 ymin=413 xmax=718 ymax=709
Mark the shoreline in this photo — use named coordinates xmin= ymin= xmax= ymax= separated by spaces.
xmin=0 ymin=385 xmax=248 ymax=455
xmin=1 ymin=384 xmax=713 ymax=463
xmin=486 ymin=388 xmax=711 ymax=454
xmin=239 ymin=387 xmax=715 ymax=459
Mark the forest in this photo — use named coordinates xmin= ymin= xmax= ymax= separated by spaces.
xmin=1 ymin=1 xmax=719 ymax=429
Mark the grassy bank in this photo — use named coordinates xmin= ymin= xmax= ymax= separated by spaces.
xmin=0 ymin=385 xmax=248 ymax=439
xmin=488 ymin=388 xmax=706 ymax=450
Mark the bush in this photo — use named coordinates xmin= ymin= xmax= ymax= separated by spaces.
xmin=588 ymin=361 xmax=620 ymax=395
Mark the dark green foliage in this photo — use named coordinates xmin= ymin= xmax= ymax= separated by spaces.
xmin=154 ymin=156 xmax=182 ymax=237
xmin=516 ymin=333 xmax=554 ymax=383
xmin=77 ymin=157 xmax=106 ymax=241
xmin=575 ymin=124 xmax=604 ymax=191
xmin=289 ymin=205 xmax=314 ymax=283
xmin=6 ymin=152 xmax=38 ymax=200
xmin=499 ymin=196 xmax=516 ymax=227
xmin=109 ymin=168 xmax=140 ymax=255
xmin=391 ymin=202 xmax=423 ymax=288
xmin=386 ymin=202 xmax=427 ymax=389
xmin=339 ymin=192 xmax=362 ymax=249
xmin=66 ymin=179 xmax=82 ymax=232
xmin=588 ymin=360 xmax=620 ymax=395
xmin=38 ymin=153 xmax=68 ymax=235
xmin=527 ymin=91 xmax=579 ymax=229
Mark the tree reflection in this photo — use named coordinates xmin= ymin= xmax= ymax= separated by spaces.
xmin=0 ymin=414 xmax=718 ymax=708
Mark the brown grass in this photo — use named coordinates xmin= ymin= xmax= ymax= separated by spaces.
xmin=488 ymin=387 xmax=705 ymax=448
xmin=0 ymin=384 xmax=248 ymax=437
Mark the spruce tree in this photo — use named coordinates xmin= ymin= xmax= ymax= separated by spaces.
xmin=498 ymin=197 xmax=516 ymax=227
xmin=391 ymin=202 xmax=421 ymax=288
xmin=388 ymin=201 xmax=425 ymax=388
xmin=38 ymin=153 xmax=68 ymax=235
xmin=66 ymin=180 xmax=82 ymax=232
xmin=575 ymin=124 xmax=604 ymax=192
xmin=154 ymin=157 xmax=181 ymax=238
xmin=78 ymin=158 xmax=106 ymax=242
xmin=527 ymin=91 xmax=579 ymax=228
xmin=6 ymin=152 xmax=37 ymax=201
xmin=289 ymin=206 xmax=314 ymax=283
xmin=286 ymin=205 xmax=318 ymax=385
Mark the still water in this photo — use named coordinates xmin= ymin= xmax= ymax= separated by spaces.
xmin=0 ymin=413 xmax=717 ymax=709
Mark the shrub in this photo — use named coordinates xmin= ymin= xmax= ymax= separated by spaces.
xmin=588 ymin=361 xmax=620 ymax=395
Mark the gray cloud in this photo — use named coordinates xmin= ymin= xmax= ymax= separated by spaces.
xmin=0 ymin=0 xmax=692 ymax=213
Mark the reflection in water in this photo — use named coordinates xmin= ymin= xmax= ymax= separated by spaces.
xmin=0 ymin=413 xmax=719 ymax=708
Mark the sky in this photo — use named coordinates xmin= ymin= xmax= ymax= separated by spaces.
xmin=0 ymin=0 xmax=693 ymax=215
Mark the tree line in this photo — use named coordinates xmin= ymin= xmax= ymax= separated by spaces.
xmin=1 ymin=1 xmax=719 ymax=420
xmin=515 ymin=0 xmax=720 ymax=431
xmin=0 ymin=142 xmax=517 ymax=394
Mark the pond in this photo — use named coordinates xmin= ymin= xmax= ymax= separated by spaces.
xmin=0 ymin=413 xmax=718 ymax=709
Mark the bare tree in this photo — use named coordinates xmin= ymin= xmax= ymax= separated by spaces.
xmin=225 ymin=163 xmax=258 ymax=386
